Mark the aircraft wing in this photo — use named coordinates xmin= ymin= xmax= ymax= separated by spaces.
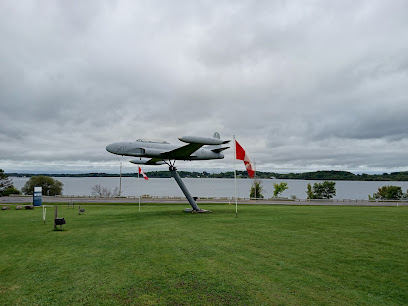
xmin=161 ymin=143 xmax=204 ymax=159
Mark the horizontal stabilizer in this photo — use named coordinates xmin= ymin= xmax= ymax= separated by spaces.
xmin=129 ymin=158 xmax=166 ymax=165
xmin=179 ymin=136 xmax=230 ymax=145
xmin=211 ymin=147 xmax=230 ymax=153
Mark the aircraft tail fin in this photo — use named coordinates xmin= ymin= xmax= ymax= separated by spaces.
xmin=207 ymin=132 xmax=221 ymax=149
xmin=207 ymin=132 xmax=229 ymax=152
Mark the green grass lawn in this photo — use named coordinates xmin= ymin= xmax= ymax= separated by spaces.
xmin=0 ymin=203 xmax=407 ymax=305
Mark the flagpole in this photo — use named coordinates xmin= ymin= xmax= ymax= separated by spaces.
xmin=254 ymin=158 xmax=257 ymax=200
xmin=138 ymin=167 xmax=140 ymax=212
xmin=233 ymin=135 xmax=238 ymax=217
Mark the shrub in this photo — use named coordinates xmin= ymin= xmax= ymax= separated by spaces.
xmin=273 ymin=182 xmax=288 ymax=198
xmin=250 ymin=179 xmax=264 ymax=199
xmin=1 ymin=187 xmax=21 ymax=196
xmin=370 ymin=185 xmax=404 ymax=200
xmin=307 ymin=181 xmax=336 ymax=199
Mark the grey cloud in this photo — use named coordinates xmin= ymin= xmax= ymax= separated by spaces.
xmin=1 ymin=0 xmax=408 ymax=173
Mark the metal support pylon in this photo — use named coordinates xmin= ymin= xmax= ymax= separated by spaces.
xmin=169 ymin=166 xmax=201 ymax=211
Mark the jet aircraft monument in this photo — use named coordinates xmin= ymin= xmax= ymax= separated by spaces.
xmin=106 ymin=132 xmax=230 ymax=212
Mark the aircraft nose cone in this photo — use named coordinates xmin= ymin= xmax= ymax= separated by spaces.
xmin=106 ymin=144 xmax=115 ymax=153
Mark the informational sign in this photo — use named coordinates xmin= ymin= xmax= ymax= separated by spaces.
xmin=33 ymin=186 xmax=42 ymax=206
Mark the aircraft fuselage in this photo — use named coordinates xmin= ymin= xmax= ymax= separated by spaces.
xmin=106 ymin=141 xmax=225 ymax=160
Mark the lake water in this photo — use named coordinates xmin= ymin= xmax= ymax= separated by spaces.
xmin=10 ymin=177 xmax=408 ymax=200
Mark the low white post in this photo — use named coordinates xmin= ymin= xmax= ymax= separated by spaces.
xmin=42 ymin=206 xmax=46 ymax=224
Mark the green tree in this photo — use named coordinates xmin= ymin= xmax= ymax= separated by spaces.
xmin=250 ymin=179 xmax=264 ymax=199
xmin=0 ymin=169 xmax=13 ymax=189
xmin=306 ymin=181 xmax=336 ymax=199
xmin=273 ymin=182 xmax=288 ymax=197
xmin=314 ymin=181 xmax=336 ymax=199
xmin=404 ymin=189 xmax=408 ymax=200
xmin=306 ymin=183 xmax=315 ymax=199
xmin=22 ymin=176 xmax=63 ymax=196
xmin=370 ymin=185 xmax=403 ymax=200
xmin=0 ymin=169 xmax=20 ymax=196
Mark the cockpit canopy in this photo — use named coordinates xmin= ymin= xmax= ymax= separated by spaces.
xmin=136 ymin=138 xmax=169 ymax=144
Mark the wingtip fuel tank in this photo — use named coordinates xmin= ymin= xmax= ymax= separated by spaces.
xmin=178 ymin=136 xmax=230 ymax=145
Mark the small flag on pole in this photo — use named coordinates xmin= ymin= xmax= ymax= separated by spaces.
xmin=138 ymin=166 xmax=149 ymax=180
xmin=235 ymin=140 xmax=255 ymax=178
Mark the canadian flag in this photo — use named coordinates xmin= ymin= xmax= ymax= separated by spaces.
xmin=138 ymin=166 xmax=149 ymax=180
xmin=235 ymin=140 xmax=255 ymax=178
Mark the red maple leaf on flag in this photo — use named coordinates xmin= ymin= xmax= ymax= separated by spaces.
xmin=235 ymin=140 xmax=255 ymax=178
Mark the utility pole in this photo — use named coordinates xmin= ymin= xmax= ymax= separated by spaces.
xmin=118 ymin=159 xmax=122 ymax=196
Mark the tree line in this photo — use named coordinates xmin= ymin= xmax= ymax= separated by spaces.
xmin=252 ymin=180 xmax=408 ymax=201
xmin=251 ymin=180 xmax=338 ymax=200
xmin=1 ymin=170 xmax=63 ymax=197
xmin=7 ymin=170 xmax=408 ymax=181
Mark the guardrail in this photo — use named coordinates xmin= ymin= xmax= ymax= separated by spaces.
xmin=24 ymin=194 xmax=408 ymax=203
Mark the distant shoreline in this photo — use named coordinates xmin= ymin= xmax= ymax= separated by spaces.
xmin=7 ymin=170 xmax=408 ymax=181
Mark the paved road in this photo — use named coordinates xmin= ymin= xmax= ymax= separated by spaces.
xmin=1 ymin=196 xmax=407 ymax=206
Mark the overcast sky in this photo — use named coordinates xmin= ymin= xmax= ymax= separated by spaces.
xmin=1 ymin=0 xmax=407 ymax=174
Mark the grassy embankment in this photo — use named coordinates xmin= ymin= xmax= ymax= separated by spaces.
xmin=1 ymin=204 xmax=407 ymax=305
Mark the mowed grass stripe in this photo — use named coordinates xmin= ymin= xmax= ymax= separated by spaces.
xmin=0 ymin=204 xmax=407 ymax=305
